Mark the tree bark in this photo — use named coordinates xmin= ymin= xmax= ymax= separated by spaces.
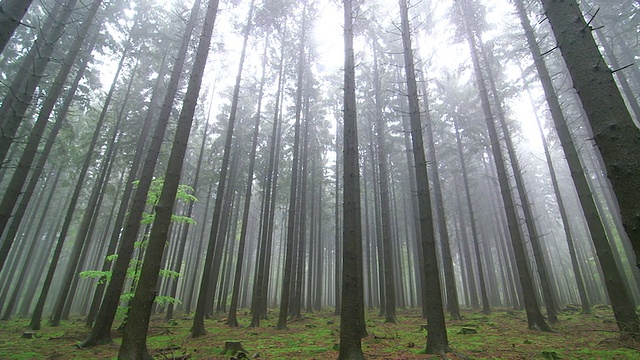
xmin=457 ymin=0 xmax=551 ymax=333
xmin=80 ymin=0 xmax=201 ymax=347
xmin=117 ymin=1 xmax=220 ymax=358
xmin=189 ymin=0 xmax=245 ymax=336
xmin=0 ymin=0 xmax=77 ymax=165
xmin=28 ymin=35 xmax=130 ymax=331
xmin=338 ymin=0 xmax=365 ymax=358
xmin=0 ymin=0 xmax=35 ymax=53
xmin=541 ymin=0 xmax=640 ymax=276
xmin=399 ymin=0 xmax=450 ymax=353
xmin=275 ymin=4 xmax=307 ymax=331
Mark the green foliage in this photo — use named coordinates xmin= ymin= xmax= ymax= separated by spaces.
xmin=80 ymin=177 xmax=195 ymax=312
xmin=1 ymin=308 xmax=638 ymax=359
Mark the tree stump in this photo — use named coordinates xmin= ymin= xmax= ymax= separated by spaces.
xmin=458 ymin=327 xmax=478 ymax=334
xmin=221 ymin=341 xmax=247 ymax=356
xmin=419 ymin=324 xmax=428 ymax=331
xmin=22 ymin=331 xmax=35 ymax=339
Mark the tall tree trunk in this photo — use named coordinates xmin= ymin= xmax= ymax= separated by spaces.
xmin=334 ymin=120 xmax=342 ymax=316
xmin=0 ymin=0 xmax=102 ymax=252
xmin=338 ymin=0 xmax=365 ymax=358
xmin=517 ymin=61 xmax=591 ymax=314
xmin=227 ymin=40 xmax=264 ymax=327
xmin=249 ymin=26 xmax=287 ymax=327
xmin=0 ymin=0 xmax=35 ymax=53
xmin=453 ymin=117 xmax=489 ymax=313
xmin=275 ymin=4 xmax=307 ymax=330
xmin=518 ymin=0 xmax=638 ymax=328
xmin=165 ymin=122 xmax=209 ymax=322
xmin=50 ymin=59 xmax=136 ymax=326
xmin=84 ymin=52 xmax=170 ymax=328
xmin=0 ymin=0 xmax=78 ymax=165
xmin=398 ymin=0 xmax=450 ymax=353
xmin=28 ymin=37 xmax=131 ymax=331
xmin=190 ymin=0 xmax=247 ymax=336
xmin=1 ymin=169 xmax=61 ymax=320
xmin=420 ymin=79 xmax=461 ymax=321
xmin=479 ymin=45 xmax=560 ymax=324
xmin=0 ymin=34 xmax=95 ymax=272
xmin=371 ymin=34 xmax=397 ymax=323
xmin=80 ymin=0 xmax=201 ymax=347
xmin=117 ymin=1 xmax=220 ymax=358
xmin=457 ymin=0 xmax=551 ymax=333
xmin=541 ymin=0 xmax=640 ymax=278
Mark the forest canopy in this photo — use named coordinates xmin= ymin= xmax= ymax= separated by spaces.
xmin=0 ymin=0 xmax=639 ymax=358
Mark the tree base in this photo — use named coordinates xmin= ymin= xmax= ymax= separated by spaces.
xmin=221 ymin=341 xmax=247 ymax=356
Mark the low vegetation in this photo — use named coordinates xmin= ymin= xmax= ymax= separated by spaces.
xmin=0 ymin=306 xmax=638 ymax=359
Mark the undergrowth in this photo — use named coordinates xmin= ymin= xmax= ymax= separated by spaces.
xmin=0 ymin=306 xmax=638 ymax=359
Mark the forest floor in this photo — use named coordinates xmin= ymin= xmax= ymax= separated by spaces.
xmin=0 ymin=305 xmax=639 ymax=359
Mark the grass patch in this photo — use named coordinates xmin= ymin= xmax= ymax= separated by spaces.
xmin=0 ymin=307 xmax=638 ymax=358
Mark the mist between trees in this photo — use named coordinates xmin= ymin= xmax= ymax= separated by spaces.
xmin=0 ymin=0 xmax=639 ymax=358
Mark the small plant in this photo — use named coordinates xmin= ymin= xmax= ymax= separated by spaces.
xmin=79 ymin=177 xmax=196 ymax=314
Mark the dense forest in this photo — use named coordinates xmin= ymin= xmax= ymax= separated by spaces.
xmin=0 ymin=0 xmax=639 ymax=358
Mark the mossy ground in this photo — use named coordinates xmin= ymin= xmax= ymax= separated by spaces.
xmin=0 ymin=306 xmax=638 ymax=359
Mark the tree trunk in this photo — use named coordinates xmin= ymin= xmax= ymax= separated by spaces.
xmin=165 ymin=122 xmax=209 ymax=322
xmin=249 ymin=26 xmax=287 ymax=328
xmin=520 ymin=0 xmax=639 ymax=331
xmin=480 ymin=44 xmax=560 ymax=324
xmin=0 ymin=0 xmax=102 ymax=253
xmin=338 ymin=0 xmax=365 ymax=358
xmin=453 ymin=118 xmax=489 ymax=313
xmin=80 ymin=0 xmax=201 ymax=347
xmin=457 ymin=0 xmax=551 ymax=333
xmin=398 ymin=0 xmax=450 ymax=353
xmin=420 ymin=79 xmax=461 ymax=321
xmin=50 ymin=59 xmax=136 ymax=327
xmin=541 ymin=0 xmax=640 ymax=278
xmin=117 ymin=1 xmax=220 ymax=358
xmin=275 ymin=4 xmax=307 ymax=331
xmin=189 ymin=0 xmax=246 ymax=336
xmin=1 ymin=169 xmax=61 ymax=320
xmin=28 ymin=35 xmax=130 ymax=331
xmin=0 ymin=0 xmax=78 ymax=165
xmin=85 ymin=52 xmax=170 ymax=328
xmin=0 ymin=0 xmax=35 ymax=53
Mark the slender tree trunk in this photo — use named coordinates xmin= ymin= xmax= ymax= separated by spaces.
xmin=480 ymin=46 xmax=559 ymax=324
xmin=276 ymin=5 xmax=307 ymax=330
xmin=370 ymin=34 xmax=397 ymax=323
xmin=28 ymin=37 xmax=130 ymax=331
xmin=165 ymin=123 xmax=209 ymax=322
xmin=338 ymin=0 xmax=365 ymax=358
xmin=0 ymin=0 xmax=35 ymax=53
xmin=1 ymin=169 xmax=61 ymax=320
xmin=398 ymin=0 xmax=449 ymax=353
xmin=189 ymin=0 xmax=247 ymax=336
xmin=517 ymin=62 xmax=591 ymax=314
xmin=117 ymin=1 xmax=220 ymax=358
xmin=227 ymin=42 xmax=264 ymax=327
xmin=334 ymin=120 xmax=342 ymax=316
xmin=420 ymin=81 xmax=461 ymax=321
xmin=85 ymin=52 xmax=169 ymax=328
xmin=80 ymin=0 xmax=201 ymax=346
xmin=541 ymin=0 xmax=640 ymax=279
xmin=0 ymin=0 xmax=102 ymax=252
xmin=0 ymin=37 xmax=94 ymax=273
xmin=0 ymin=0 xmax=78 ymax=165
xmin=457 ymin=0 xmax=551 ymax=332
xmin=249 ymin=27 xmax=287 ymax=327
xmin=518 ymin=0 xmax=639 ymax=328
xmin=50 ymin=60 xmax=136 ymax=326
xmin=453 ymin=118 xmax=489 ymax=313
